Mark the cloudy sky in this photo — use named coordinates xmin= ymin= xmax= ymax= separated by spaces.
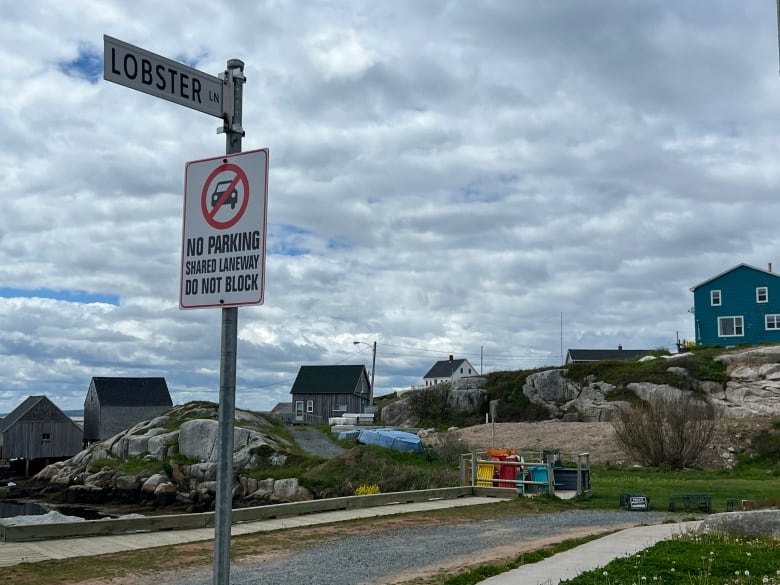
xmin=1 ymin=1 xmax=779 ymax=414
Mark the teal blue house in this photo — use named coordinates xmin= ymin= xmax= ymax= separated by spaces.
xmin=690 ymin=264 xmax=780 ymax=346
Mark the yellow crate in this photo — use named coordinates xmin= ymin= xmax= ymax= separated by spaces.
xmin=476 ymin=463 xmax=496 ymax=487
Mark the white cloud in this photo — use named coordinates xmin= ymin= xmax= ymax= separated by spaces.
xmin=1 ymin=1 xmax=780 ymax=414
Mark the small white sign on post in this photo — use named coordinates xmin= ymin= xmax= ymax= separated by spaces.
xmin=180 ymin=149 xmax=269 ymax=309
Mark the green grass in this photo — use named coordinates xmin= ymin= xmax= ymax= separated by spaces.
xmin=86 ymin=454 xmax=165 ymax=476
xmin=558 ymin=532 xmax=780 ymax=585
xmin=578 ymin=466 xmax=780 ymax=513
xmin=564 ymin=347 xmax=728 ymax=391
xmin=300 ymin=445 xmax=460 ymax=497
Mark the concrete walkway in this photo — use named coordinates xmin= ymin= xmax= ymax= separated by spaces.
xmin=478 ymin=521 xmax=701 ymax=585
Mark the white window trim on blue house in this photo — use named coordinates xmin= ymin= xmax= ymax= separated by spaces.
xmin=718 ymin=315 xmax=744 ymax=337
xmin=766 ymin=315 xmax=780 ymax=330
xmin=711 ymin=290 xmax=721 ymax=306
xmin=757 ymin=287 xmax=768 ymax=303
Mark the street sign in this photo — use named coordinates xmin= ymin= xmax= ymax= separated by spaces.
xmin=180 ymin=149 xmax=269 ymax=309
xmin=103 ymin=35 xmax=224 ymax=118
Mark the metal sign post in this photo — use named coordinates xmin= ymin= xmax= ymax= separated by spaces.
xmin=104 ymin=38 xmax=259 ymax=585
xmin=212 ymin=58 xmax=245 ymax=585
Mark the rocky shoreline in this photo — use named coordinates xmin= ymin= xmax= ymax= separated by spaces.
xmin=17 ymin=402 xmax=315 ymax=515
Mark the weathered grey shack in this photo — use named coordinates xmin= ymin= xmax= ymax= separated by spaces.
xmin=290 ymin=365 xmax=371 ymax=424
xmin=83 ymin=377 xmax=173 ymax=444
xmin=0 ymin=395 xmax=83 ymax=474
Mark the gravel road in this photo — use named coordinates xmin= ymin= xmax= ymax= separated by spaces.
xmin=291 ymin=427 xmax=346 ymax=458
xmin=154 ymin=510 xmax=677 ymax=585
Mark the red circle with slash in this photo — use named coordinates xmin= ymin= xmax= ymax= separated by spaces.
xmin=200 ymin=163 xmax=250 ymax=229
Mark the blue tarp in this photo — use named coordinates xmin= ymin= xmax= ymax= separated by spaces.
xmin=337 ymin=430 xmax=360 ymax=440
xmin=357 ymin=429 xmax=423 ymax=453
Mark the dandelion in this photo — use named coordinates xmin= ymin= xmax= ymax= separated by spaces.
xmin=747 ymin=552 xmax=752 ymax=557
xmin=763 ymin=577 xmax=769 ymax=584
xmin=671 ymin=568 xmax=675 ymax=573
xmin=603 ymin=571 xmax=609 ymax=577
xmin=745 ymin=571 xmax=750 ymax=577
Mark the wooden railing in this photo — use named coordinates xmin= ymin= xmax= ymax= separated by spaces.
xmin=0 ymin=486 xmax=515 ymax=542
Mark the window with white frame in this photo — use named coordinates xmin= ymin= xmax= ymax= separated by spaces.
xmin=306 ymin=400 xmax=314 ymax=413
xmin=718 ymin=316 xmax=743 ymax=337
xmin=710 ymin=290 xmax=721 ymax=306
xmin=767 ymin=315 xmax=780 ymax=329
xmin=757 ymin=287 xmax=768 ymax=303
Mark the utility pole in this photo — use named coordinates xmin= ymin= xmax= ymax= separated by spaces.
xmin=370 ymin=340 xmax=376 ymax=406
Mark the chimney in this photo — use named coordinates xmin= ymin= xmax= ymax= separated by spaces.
xmin=448 ymin=355 xmax=453 ymax=362
xmin=617 ymin=344 xmax=623 ymax=351
xmin=769 ymin=263 xmax=773 ymax=273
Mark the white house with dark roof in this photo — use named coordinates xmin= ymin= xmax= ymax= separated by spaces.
xmin=83 ymin=377 xmax=173 ymax=444
xmin=422 ymin=356 xmax=477 ymax=386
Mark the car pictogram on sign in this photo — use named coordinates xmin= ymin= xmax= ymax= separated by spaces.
xmin=211 ymin=180 xmax=239 ymax=210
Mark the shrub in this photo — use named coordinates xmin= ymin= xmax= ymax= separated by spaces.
xmin=738 ymin=418 xmax=780 ymax=471
xmin=429 ymin=430 xmax=471 ymax=465
xmin=484 ymin=369 xmax=550 ymax=422
xmin=612 ymin=392 xmax=720 ymax=468
xmin=406 ymin=384 xmax=453 ymax=427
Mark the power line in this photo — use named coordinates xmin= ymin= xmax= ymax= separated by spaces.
xmin=378 ymin=342 xmax=555 ymax=360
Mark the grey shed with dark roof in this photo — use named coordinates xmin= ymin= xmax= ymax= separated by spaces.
xmin=83 ymin=377 xmax=172 ymax=444
xmin=0 ymin=395 xmax=83 ymax=466
xmin=290 ymin=365 xmax=370 ymax=424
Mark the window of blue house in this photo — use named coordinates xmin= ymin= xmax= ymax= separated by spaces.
xmin=718 ymin=316 xmax=743 ymax=337
xmin=711 ymin=290 xmax=721 ymax=306
xmin=757 ymin=287 xmax=768 ymax=303
xmin=766 ymin=315 xmax=780 ymax=329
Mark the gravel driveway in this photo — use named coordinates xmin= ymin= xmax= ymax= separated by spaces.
xmin=155 ymin=510 xmax=677 ymax=585
xmin=291 ymin=427 xmax=346 ymax=458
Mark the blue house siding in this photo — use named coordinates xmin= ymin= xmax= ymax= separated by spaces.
xmin=691 ymin=264 xmax=780 ymax=346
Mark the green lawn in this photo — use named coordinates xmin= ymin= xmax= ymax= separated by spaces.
xmin=581 ymin=466 xmax=779 ymax=513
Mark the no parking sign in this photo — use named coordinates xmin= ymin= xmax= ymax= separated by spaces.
xmin=180 ymin=149 xmax=269 ymax=309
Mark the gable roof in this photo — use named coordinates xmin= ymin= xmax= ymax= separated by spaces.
xmin=269 ymin=402 xmax=292 ymax=416
xmin=424 ymin=358 xmax=469 ymax=379
xmin=89 ymin=377 xmax=172 ymax=407
xmin=0 ymin=395 xmax=67 ymax=432
xmin=290 ymin=365 xmax=369 ymax=395
xmin=690 ymin=263 xmax=780 ymax=291
xmin=566 ymin=349 xmax=653 ymax=363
